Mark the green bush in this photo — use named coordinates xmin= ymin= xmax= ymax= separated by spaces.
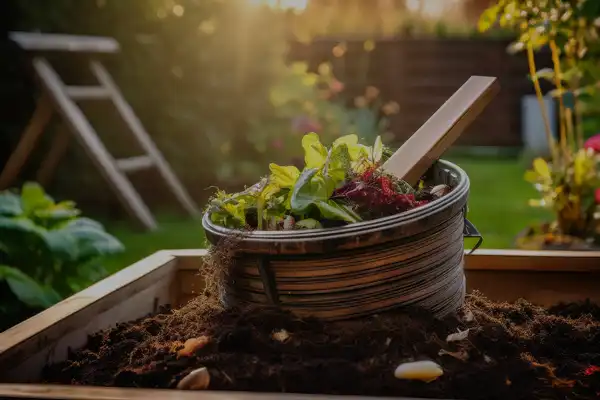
xmin=0 ymin=182 xmax=124 ymax=330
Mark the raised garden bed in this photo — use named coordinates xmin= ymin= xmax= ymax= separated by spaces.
xmin=1 ymin=249 xmax=600 ymax=400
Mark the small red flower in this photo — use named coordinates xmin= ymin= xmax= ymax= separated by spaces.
xmin=584 ymin=365 xmax=600 ymax=376
xmin=271 ymin=139 xmax=284 ymax=149
xmin=595 ymin=188 xmax=600 ymax=204
xmin=584 ymin=134 xmax=600 ymax=152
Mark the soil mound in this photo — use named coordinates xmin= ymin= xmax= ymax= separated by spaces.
xmin=42 ymin=292 xmax=600 ymax=399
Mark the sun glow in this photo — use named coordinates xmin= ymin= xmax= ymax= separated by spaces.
xmin=247 ymin=0 xmax=308 ymax=12
xmin=406 ymin=0 xmax=461 ymax=19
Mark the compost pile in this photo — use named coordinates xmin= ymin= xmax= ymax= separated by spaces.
xmin=43 ymin=292 xmax=600 ymax=400
xmin=206 ymin=133 xmax=442 ymax=231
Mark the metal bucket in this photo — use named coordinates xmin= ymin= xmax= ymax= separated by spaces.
xmin=203 ymin=160 xmax=482 ymax=320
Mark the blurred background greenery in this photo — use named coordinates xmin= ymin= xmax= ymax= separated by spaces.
xmin=4 ymin=0 xmax=600 ymax=329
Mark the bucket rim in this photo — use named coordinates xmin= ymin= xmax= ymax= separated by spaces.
xmin=202 ymin=159 xmax=469 ymax=242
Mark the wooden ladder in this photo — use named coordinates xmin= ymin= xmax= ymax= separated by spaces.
xmin=1 ymin=32 xmax=200 ymax=231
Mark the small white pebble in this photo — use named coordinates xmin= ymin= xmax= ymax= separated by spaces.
xmin=446 ymin=328 xmax=470 ymax=342
xmin=272 ymin=329 xmax=291 ymax=343
xmin=394 ymin=360 xmax=443 ymax=382
xmin=177 ymin=367 xmax=210 ymax=390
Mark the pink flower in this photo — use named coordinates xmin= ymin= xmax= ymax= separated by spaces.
xmin=584 ymin=134 xmax=600 ymax=152
xmin=330 ymin=79 xmax=345 ymax=93
xmin=271 ymin=139 xmax=284 ymax=149
xmin=291 ymin=116 xmax=322 ymax=133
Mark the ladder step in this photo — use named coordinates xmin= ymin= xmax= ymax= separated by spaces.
xmin=65 ymin=85 xmax=111 ymax=100
xmin=116 ymin=156 xmax=154 ymax=172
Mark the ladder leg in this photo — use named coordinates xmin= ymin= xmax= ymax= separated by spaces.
xmin=33 ymin=57 xmax=158 ymax=231
xmin=36 ymin=124 xmax=71 ymax=187
xmin=90 ymin=60 xmax=200 ymax=218
xmin=0 ymin=94 xmax=53 ymax=190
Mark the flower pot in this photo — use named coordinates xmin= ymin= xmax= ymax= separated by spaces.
xmin=203 ymin=160 xmax=481 ymax=320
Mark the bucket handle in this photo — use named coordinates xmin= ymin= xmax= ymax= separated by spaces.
xmin=463 ymin=217 xmax=483 ymax=255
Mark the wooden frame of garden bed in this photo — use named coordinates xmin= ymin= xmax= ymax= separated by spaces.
xmin=0 ymin=248 xmax=599 ymax=400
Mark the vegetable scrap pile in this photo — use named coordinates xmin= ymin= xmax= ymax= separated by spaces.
xmin=43 ymin=293 xmax=600 ymax=399
xmin=207 ymin=133 xmax=444 ymax=230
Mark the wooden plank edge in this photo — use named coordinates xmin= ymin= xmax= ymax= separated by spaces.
xmin=0 ymin=251 xmax=176 ymax=356
xmin=9 ymin=31 xmax=120 ymax=53
xmin=0 ymin=384 xmax=438 ymax=400
xmin=167 ymin=248 xmax=600 ymax=273
xmin=465 ymin=249 xmax=600 ymax=272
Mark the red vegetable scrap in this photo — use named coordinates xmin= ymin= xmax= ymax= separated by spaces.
xmin=333 ymin=167 xmax=429 ymax=219
xmin=584 ymin=365 xmax=600 ymax=376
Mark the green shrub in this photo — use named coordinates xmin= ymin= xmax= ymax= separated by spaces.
xmin=0 ymin=182 xmax=124 ymax=330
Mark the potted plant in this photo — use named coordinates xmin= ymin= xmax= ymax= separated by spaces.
xmin=479 ymin=0 xmax=600 ymax=249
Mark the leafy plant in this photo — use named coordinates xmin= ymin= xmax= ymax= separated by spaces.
xmin=479 ymin=0 xmax=600 ymax=245
xmin=207 ymin=132 xmax=433 ymax=231
xmin=221 ymin=60 xmax=400 ymax=184
xmin=0 ymin=182 xmax=124 ymax=329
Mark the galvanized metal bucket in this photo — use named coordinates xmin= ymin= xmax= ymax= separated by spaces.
xmin=203 ymin=160 xmax=482 ymax=320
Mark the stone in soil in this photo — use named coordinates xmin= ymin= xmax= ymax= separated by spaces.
xmin=42 ymin=292 xmax=600 ymax=400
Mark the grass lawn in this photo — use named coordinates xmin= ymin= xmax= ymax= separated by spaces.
xmin=101 ymin=156 xmax=551 ymax=272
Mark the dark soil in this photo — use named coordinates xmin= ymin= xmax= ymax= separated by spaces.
xmin=42 ymin=292 xmax=600 ymax=399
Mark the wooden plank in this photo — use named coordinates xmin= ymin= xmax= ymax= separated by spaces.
xmin=0 ymin=251 xmax=180 ymax=382
xmin=170 ymin=249 xmax=600 ymax=273
xmin=0 ymin=95 xmax=53 ymax=190
xmin=116 ymin=155 xmax=155 ymax=172
xmin=467 ymin=269 xmax=600 ymax=307
xmin=65 ymin=86 xmax=111 ymax=100
xmin=36 ymin=125 xmax=70 ymax=186
xmin=383 ymin=76 xmax=500 ymax=185
xmin=90 ymin=60 xmax=200 ymax=218
xmin=33 ymin=57 xmax=158 ymax=231
xmin=9 ymin=32 xmax=120 ymax=53
xmin=465 ymin=249 xmax=600 ymax=271
xmin=0 ymin=384 xmax=431 ymax=400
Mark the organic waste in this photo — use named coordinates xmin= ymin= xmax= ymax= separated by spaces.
xmin=206 ymin=133 xmax=441 ymax=230
xmin=42 ymin=292 xmax=600 ymax=400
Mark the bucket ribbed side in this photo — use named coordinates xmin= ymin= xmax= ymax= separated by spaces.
xmin=205 ymin=160 xmax=469 ymax=320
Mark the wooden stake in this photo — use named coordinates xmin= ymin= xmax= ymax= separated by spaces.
xmin=382 ymin=76 xmax=500 ymax=185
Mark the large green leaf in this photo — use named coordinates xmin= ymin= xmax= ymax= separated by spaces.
xmin=290 ymin=168 xmax=328 ymax=212
xmin=269 ymin=163 xmax=300 ymax=188
xmin=43 ymin=229 xmax=80 ymax=262
xmin=61 ymin=220 xmax=125 ymax=261
xmin=0 ymin=217 xmax=52 ymax=263
xmin=33 ymin=200 xmax=81 ymax=226
xmin=315 ymin=200 xmax=361 ymax=223
xmin=326 ymin=143 xmax=351 ymax=185
xmin=302 ymin=133 xmax=328 ymax=169
xmin=332 ymin=134 xmax=368 ymax=161
xmin=20 ymin=182 xmax=54 ymax=215
xmin=0 ymin=192 xmax=23 ymax=217
xmin=0 ymin=265 xmax=61 ymax=308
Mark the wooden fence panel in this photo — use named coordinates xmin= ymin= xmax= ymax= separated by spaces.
xmin=289 ymin=38 xmax=552 ymax=147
